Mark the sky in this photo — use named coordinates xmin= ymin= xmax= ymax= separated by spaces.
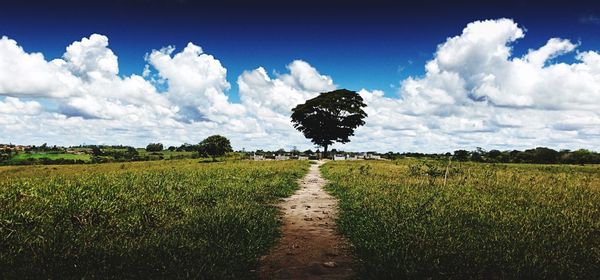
xmin=1 ymin=0 xmax=600 ymax=152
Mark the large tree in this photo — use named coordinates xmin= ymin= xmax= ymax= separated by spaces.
xmin=198 ymin=135 xmax=233 ymax=161
xmin=146 ymin=143 xmax=163 ymax=152
xmin=291 ymin=89 xmax=367 ymax=157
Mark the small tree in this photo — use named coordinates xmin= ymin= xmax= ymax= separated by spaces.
xmin=91 ymin=146 xmax=103 ymax=157
xmin=291 ymin=89 xmax=367 ymax=157
xmin=198 ymin=135 xmax=232 ymax=161
xmin=125 ymin=147 xmax=139 ymax=160
xmin=146 ymin=143 xmax=163 ymax=152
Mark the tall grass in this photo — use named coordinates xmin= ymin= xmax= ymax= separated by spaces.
xmin=322 ymin=159 xmax=600 ymax=279
xmin=0 ymin=159 xmax=308 ymax=279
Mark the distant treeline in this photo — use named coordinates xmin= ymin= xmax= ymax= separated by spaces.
xmin=384 ymin=147 xmax=600 ymax=165
xmin=90 ymin=146 xmax=141 ymax=163
xmin=70 ymin=143 xmax=203 ymax=152
xmin=168 ymin=143 xmax=200 ymax=152
xmin=3 ymin=143 xmax=600 ymax=165
xmin=70 ymin=144 xmax=135 ymax=149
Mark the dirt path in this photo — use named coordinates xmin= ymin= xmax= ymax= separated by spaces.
xmin=259 ymin=160 xmax=356 ymax=280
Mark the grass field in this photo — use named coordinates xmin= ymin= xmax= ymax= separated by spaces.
xmin=0 ymin=159 xmax=309 ymax=279
xmin=8 ymin=152 xmax=91 ymax=163
xmin=136 ymin=149 xmax=196 ymax=158
xmin=321 ymin=159 xmax=600 ymax=279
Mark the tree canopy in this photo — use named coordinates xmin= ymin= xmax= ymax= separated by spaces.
xmin=291 ymin=89 xmax=367 ymax=156
xmin=146 ymin=143 xmax=163 ymax=152
xmin=198 ymin=135 xmax=233 ymax=161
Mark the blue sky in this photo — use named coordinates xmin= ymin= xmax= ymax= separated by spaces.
xmin=2 ymin=0 xmax=600 ymax=152
xmin=4 ymin=0 xmax=599 ymax=101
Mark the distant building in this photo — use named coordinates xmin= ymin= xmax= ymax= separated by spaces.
xmin=366 ymin=153 xmax=381 ymax=160
xmin=333 ymin=154 xmax=346 ymax=160
xmin=275 ymin=155 xmax=290 ymax=160
xmin=253 ymin=155 xmax=265 ymax=161
xmin=298 ymin=156 xmax=309 ymax=160
xmin=347 ymin=155 xmax=359 ymax=160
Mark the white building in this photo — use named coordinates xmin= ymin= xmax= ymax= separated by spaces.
xmin=366 ymin=154 xmax=381 ymax=160
xmin=252 ymin=155 xmax=265 ymax=160
xmin=333 ymin=154 xmax=346 ymax=160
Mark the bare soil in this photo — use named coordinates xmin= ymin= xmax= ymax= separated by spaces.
xmin=258 ymin=160 xmax=356 ymax=280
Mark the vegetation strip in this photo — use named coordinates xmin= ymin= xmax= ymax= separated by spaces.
xmin=321 ymin=159 xmax=600 ymax=279
xmin=0 ymin=159 xmax=309 ymax=279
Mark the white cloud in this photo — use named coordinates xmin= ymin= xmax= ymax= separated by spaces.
xmin=147 ymin=43 xmax=245 ymax=123
xmin=351 ymin=18 xmax=600 ymax=152
xmin=524 ymin=38 xmax=577 ymax=67
xmin=1 ymin=19 xmax=600 ymax=152
xmin=238 ymin=60 xmax=335 ymax=116
xmin=236 ymin=60 xmax=337 ymax=148
xmin=63 ymin=34 xmax=119 ymax=80
xmin=0 ymin=36 xmax=79 ymax=98
xmin=0 ymin=97 xmax=42 ymax=115
xmin=279 ymin=60 xmax=336 ymax=92
xmin=0 ymin=34 xmax=336 ymax=150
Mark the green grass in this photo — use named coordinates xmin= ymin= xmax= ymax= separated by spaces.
xmin=0 ymin=159 xmax=309 ymax=279
xmin=9 ymin=152 xmax=90 ymax=162
xmin=136 ymin=149 xmax=195 ymax=157
xmin=321 ymin=159 xmax=600 ymax=279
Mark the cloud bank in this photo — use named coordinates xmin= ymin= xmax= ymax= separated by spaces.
xmin=1 ymin=18 xmax=600 ymax=152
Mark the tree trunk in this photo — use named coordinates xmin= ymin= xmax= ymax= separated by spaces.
xmin=323 ymin=145 xmax=328 ymax=159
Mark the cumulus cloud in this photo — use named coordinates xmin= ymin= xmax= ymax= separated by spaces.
xmin=0 ymin=36 xmax=79 ymax=98
xmin=239 ymin=61 xmax=335 ymax=115
xmin=146 ymin=43 xmax=245 ymax=123
xmin=63 ymin=34 xmax=119 ymax=80
xmin=235 ymin=60 xmax=337 ymax=148
xmin=0 ymin=97 xmax=42 ymax=115
xmin=1 ymin=19 xmax=600 ymax=152
xmin=0 ymin=34 xmax=335 ymax=149
xmin=351 ymin=18 xmax=600 ymax=152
